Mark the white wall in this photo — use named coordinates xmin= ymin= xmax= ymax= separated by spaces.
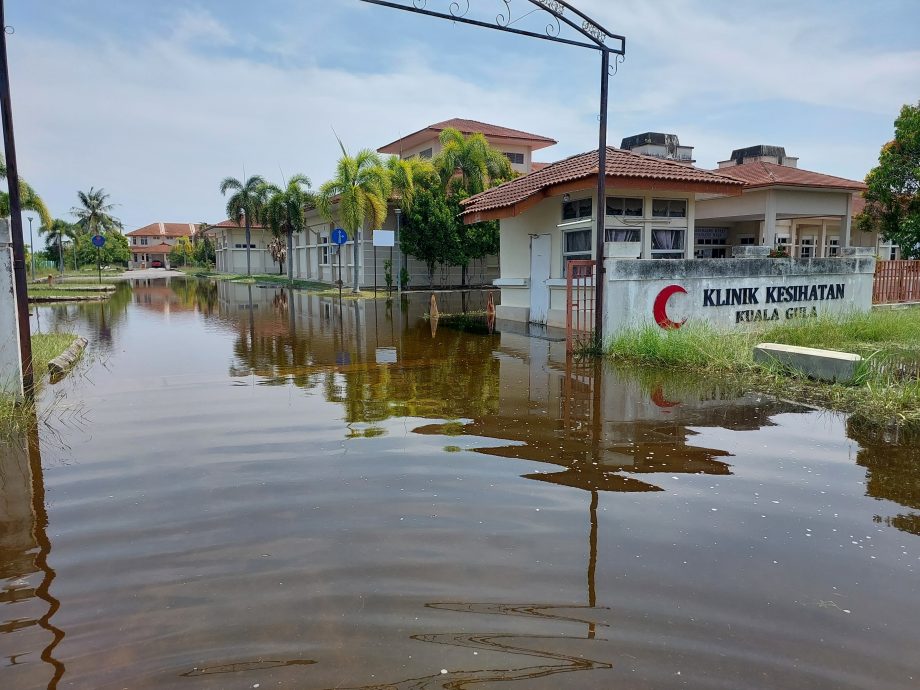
xmin=0 ymin=220 xmax=23 ymax=398
xmin=602 ymin=256 xmax=876 ymax=337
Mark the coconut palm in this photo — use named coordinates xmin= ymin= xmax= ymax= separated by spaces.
xmin=317 ymin=142 xmax=392 ymax=293
xmin=220 ymin=175 xmax=267 ymax=277
xmin=267 ymin=236 xmax=287 ymax=275
xmin=0 ymin=155 xmax=53 ymax=227
xmin=386 ymin=155 xmax=435 ymax=214
xmin=435 ymin=127 xmax=515 ymax=196
xmin=39 ymin=218 xmax=78 ymax=274
xmin=71 ymin=187 xmax=122 ymax=236
xmin=261 ymin=174 xmax=314 ymax=282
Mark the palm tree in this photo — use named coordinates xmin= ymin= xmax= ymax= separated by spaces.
xmin=39 ymin=219 xmax=78 ymax=274
xmin=435 ymin=127 xmax=515 ymax=196
xmin=386 ymin=155 xmax=435 ymax=214
xmin=261 ymin=174 xmax=314 ymax=283
xmin=0 ymin=155 xmax=53 ymax=227
xmin=267 ymin=236 xmax=287 ymax=275
xmin=220 ymin=175 xmax=266 ymax=277
xmin=317 ymin=142 xmax=391 ymax=293
xmin=71 ymin=187 xmax=122 ymax=236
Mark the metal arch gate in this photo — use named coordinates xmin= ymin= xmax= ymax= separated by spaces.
xmin=566 ymin=260 xmax=596 ymax=353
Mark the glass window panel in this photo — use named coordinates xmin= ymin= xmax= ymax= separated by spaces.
xmin=625 ymin=198 xmax=643 ymax=216
xmin=652 ymin=199 xmax=669 ymax=217
xmin=565 ymin=229 xmax=592 ymax=253
xmin=605 ymin=197 xmax=623 ymax=216
xmin=605 ymin=229 xmax=640 ymax=242
xmin=669 ymin=200 xmax=687 ymax=218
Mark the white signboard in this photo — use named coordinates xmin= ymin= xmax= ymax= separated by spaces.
xmin=373 ymin=230 xmax=395 ymax=248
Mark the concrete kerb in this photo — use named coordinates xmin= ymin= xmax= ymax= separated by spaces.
xmin=753 ymin=342 xmax=862 ymax=383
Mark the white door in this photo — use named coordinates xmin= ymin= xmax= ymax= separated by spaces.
xmin=529 ymin=234 xmax=551 ymax=324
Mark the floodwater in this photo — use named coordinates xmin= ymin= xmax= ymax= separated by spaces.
xmin=1 ymin=277 xmax=918 ymax=689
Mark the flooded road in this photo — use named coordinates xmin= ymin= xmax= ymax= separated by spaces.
xmin=2 ymin=277 xmax=918 ymax=689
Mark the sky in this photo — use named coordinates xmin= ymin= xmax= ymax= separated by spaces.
xmin=8 ymin=0 xmax=920 ymax=235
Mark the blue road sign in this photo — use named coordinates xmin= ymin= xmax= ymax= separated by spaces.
xmin=331 ymin=228 xmax=348 ymax=246
xmin=92 ymin=234 xmax=106 ymax=248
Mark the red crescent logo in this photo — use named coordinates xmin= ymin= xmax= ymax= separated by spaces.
xmin=651 ymin=385 xmax=680 ymax=409
xmin=653 ymin=285 xmax=688 ymax=330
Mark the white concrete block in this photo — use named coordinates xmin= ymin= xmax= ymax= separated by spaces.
xmin=753 ymin=342 xmax=862 ymax=382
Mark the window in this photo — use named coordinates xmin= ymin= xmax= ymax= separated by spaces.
xmin=739 ymin=236 xmax=757 ymax=246
xmin=652 ymin=228 xmax=685 ymax=259
xmin=605 ymin=228 xmax=640 ymax=242
xmin=606 ymin=197 xmax=643 ymax=217
xmin=826 ymin=236 xmax=840 ymax=257
xmin=140 ymin=237 xmax=148 ymax=246
xmin=504 ymin=152 xmax=525 ymax=165
xmin=319 ymin=236 xmax=330 ymax=266
xmin=234 ymin=243 xmax=256 ymax=249
xmin=563 ymin=228 xmax=592 ymax=265
xmin=562 ymin=198 xmax=592 ymax=221
xmin=419 ymin=148 xmax=433 ymax=160
xmin=800 ymin=236 xmax=815 ymax=259
xmin=652 ymin=199 xmax=687 ymax=218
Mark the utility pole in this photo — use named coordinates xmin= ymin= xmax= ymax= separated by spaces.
xmin=0 ymin=1 xmax=34 ymax=398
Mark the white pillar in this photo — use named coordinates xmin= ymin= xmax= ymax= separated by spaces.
xmin=820 ymin=221 xmax=828 ymax=258
xmin=842 ymin=194 xmax=853 ymax=248
xmin=764 ymin=191 xmax=777 ymax=247
xmin=0 ymin=220 xmax=24 ymax=399
xmin=686 ymin=196 xmax=696 ymax=259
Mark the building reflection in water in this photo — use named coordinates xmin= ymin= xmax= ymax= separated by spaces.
xmin=212 ymin=280 xmax=816 ymax=687
xmin=0 ymin=415 xmax=65 ymax=688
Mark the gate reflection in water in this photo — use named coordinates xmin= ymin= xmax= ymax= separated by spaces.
xmin=3 ymin=277 xmax=918 ymax=689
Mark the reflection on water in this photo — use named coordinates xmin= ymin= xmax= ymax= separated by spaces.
xmin=0 ymin=417 xmax=64 ymax=689
xmin=3 ymin=277 xmax=919 ymax=689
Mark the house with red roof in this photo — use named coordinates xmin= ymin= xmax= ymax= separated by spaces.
xmin=459 ymin=145 xmax=745 ymax=325
xmin=126 ymin=222 xmax=199 ymax=269
xmin=290 ymin=118 xmax=559 ymax=289
xmin=693 ymin=145 xmax=892 ymax=260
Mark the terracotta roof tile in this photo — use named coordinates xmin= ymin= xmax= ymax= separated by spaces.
xmin=212 ymin=218 xmax=267 ymax=229
xmin=130 ymin=243 xmax=173 ymax=253
xmin=460 ymin=147 xmax=744 ymax=217
xmin=379 ymin=118 xmax=557 ymax=154
xmin=126 ymin=222 xmax=198 ymax=237
xmin=715 ymin=162 xmax=867 ymax=191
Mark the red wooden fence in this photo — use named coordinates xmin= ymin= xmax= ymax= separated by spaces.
xmin=874 ymin=260 xmax=920 ymax=304
xmin=566 ymin=260 xmax=596 ymax=353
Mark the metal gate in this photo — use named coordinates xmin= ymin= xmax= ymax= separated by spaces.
xmin=874 ymin=260 xmax=920 ymax=304
xmin=566 ymin=260 xmax=596 ymax=353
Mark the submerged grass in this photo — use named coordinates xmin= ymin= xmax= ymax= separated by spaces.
xmin=608 ymin=309 xmax=920 ymax=431
xmin=0 ymin=333 xmax=79 ymax=438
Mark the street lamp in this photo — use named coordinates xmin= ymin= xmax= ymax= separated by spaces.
xmin=395 ymin=207 xmax=402 ymax=296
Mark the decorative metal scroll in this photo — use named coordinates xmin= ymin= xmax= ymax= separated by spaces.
xmin=360 ymin=0 xmax=625 ymax=54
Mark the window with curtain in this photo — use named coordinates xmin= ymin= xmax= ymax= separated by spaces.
xmin=605 ymin=228 xmax=640 ymax=242
xmin=563 ymin=228 xmax=592 ymax=266
xmin=652 ymin=228 xmax=685 ymax=259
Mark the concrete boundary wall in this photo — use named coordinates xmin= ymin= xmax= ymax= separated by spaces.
xmin=603 ymin=257 xmax=876 ymax=337
xmin=0 ymin=220 xmax=24 ymax=398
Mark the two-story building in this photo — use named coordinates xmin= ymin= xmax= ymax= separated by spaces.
xmin=126 ymin=222 xmax=199 ymax=270
xmin=262 ymin=118 xmax=559 ymax=289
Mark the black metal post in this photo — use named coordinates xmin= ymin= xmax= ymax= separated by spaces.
xmin=594 ymin=49 xmax=610 ymax=341
xmin=337 ymin=246 xmax=343 ymax=303
xmin=0 ymin=0 xmax=34 ymax=397
xmin=96 ymin=241 xmax=101 ymax=284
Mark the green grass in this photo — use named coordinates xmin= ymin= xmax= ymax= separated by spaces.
xmin=0 ymin=333 xmax=79 ymax=438
xmin=607 ymin=309 xmax=920 ymax=431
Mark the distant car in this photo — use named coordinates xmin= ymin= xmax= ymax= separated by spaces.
xmin=151 ymin=260 xmax=164 ymax=268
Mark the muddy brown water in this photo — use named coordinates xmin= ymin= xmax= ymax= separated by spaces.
xmin=2 ymin=277 xmax=918 ymax=689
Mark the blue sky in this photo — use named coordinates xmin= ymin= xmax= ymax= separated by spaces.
xmin=9 ymin=0 xmax=920 ymax=232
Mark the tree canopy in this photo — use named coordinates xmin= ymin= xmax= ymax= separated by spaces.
xmin=317 ymin=141 xmax=391 ymax=292
xmin=221 ymin=174 xmax=267 ymax=276
xmin=857 ymin=102 xmax=920 ymax=257
xmin=262 ymin=174 xmax=313 ymax=281
xmin=71 ymin=187 xmax=123 ymax=235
